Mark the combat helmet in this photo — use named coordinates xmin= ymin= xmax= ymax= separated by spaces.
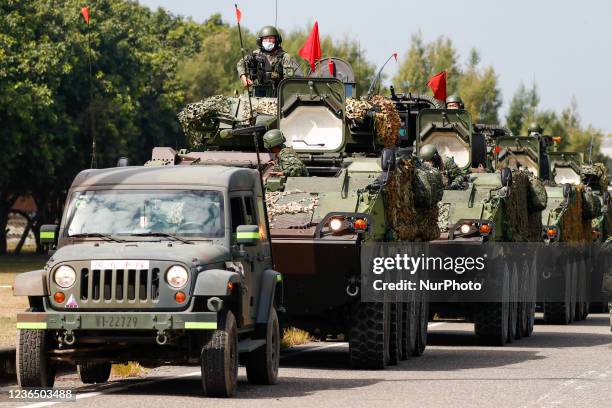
xmin=256 ymin=26 xmax=282 ymax=47
xmin=263 ymin=129 xmax=286 ymax=149
xmin=446 ymin=94 xmax=464 ymax=109
xmin=419 ymin=144 xmax=439 ymax=161
xmin=527 ymin=122 xmax=543 ymax=134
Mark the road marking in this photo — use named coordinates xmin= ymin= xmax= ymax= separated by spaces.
xmin=0 ymin=285 xmax=12 ymax=289
xmin=20 ymin=370 xmax=201 ymax=408
xmin=428 ymin=322 xmax=445 ymax=328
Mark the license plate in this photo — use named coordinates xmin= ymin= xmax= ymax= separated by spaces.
xmin=94 ymin=316 xmax=138 ymax=328
xmin=91 ymin=260 xmax=149 ymax=270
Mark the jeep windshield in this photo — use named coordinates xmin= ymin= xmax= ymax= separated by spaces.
xmin=64 ymin=190 xmax=224 ymax=239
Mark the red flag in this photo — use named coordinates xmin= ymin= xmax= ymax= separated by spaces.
xmin=392 ymin=53 xmax=398 ymax=62
xmin=81 ymin=6 xmax=90 ymax=24
xmin=327 ymin=59 xmax=334 ymax=76
xmin=299 ymin=21 xmax=322 ymax=71
xmin=494 ymin=146 xmax=501 ymax=155
xmin=427 ymin=71 xmax=447 ymax=101
xmin=234 ymin=5 xmax=242 ymax=23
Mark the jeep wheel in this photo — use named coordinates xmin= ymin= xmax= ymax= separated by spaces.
xmin=77 ymin=362 xmax=111 ymax=384
xmin=475 ymin=262 xmax=509 ymax=346
xmin=349 ymin=301 xmax=391 ymax=369
xmin=16 ymin=329 xmax=56 ymax=388
xmin=246 ymin=308 xmax=280 ymax=385
xmin=201 ymin=310 xmax=238 ymax=397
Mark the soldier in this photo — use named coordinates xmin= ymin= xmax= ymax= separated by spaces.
xmin=263 ymin=129 xmax=309 ymax=177
xmin=237 ymin=26 xmax=303 ymax=97
xmin=446 ymin=95 xmax=464 ymax=110
xmin=527 ymin=122 xmax=543 ymax=136
xmin=419 ymin=144 xmax=466 ymax=189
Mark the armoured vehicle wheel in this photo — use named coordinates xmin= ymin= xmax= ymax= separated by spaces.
xmin=569 ymin=264 xmax=577 ymax=323
xmin=16 ymin=328 xmax=56 ymax=388
xmin=246 ymin=308 xmax=280 ymax=385
xmin=201 ymin=310 xmax=238 ymax=397
xmin=77 ymin=362 xmax=111 ymax=384
xmin=349 ymin=301 xmax=391 ymax=369
xmin=474 ymin=263 xmax=509 ymax=346
xmin=581 ymin=302 xmax=589 ymax=320
xmin=543 ymin=264 xmax=572 ymax=324
xmin=507 ymin=265 xmax=518 ymax=343
xmin=526 ymin=259 xmax=537 ymax=337
xmin=388 ymin=302 xmax=402 ymax=365
xmin=401 ymin=299 xmax=418 ymax=360
xmin=413 ymin=291 xmax=428 ymax=356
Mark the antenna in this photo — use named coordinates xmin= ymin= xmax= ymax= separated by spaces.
xmin=275 ymin=0 xmax=278 ymax=27
xmin=367 ymin=53 xmax=397 ymax=99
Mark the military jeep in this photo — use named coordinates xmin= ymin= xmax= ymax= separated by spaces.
xmin=13 ymin=165 xmax=282 ymax=397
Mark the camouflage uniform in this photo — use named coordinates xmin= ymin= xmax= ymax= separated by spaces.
xmin=236 ymin=49 xmax=303 ymax=84
xmin=442 ymin=157 xmax=467 ymax=190
xmin=276 ymin=147 xmax=309 ymax=177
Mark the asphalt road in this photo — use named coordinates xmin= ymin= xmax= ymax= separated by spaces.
xmin=1 ymin=314 xmax=612 ymax=408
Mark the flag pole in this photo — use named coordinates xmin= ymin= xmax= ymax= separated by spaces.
xmin=235 ymin=4 xmax=254 ymax=126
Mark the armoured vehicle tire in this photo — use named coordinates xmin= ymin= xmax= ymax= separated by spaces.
xmin=543 ymin=264 xmax=572 ymax=324
xmin=474 ymin=264 xmax=509 ymax=346
xmin=77 ymin=362 xmax=111 ymax=384
xmin=526 ymin=259 xmax=537 ymax=336
xmin=516 ymin=263 xmax=528 ymax=339
xmin=413 ymin=292 xmax=428 ymax=356
xmin=581 ymin=302 xmax=589 ymax=320
xmin=349 ymin=301 xmax=391 ymax=369
xmin=245 ymin=308 xmax=280 ymax=385
xmin=16 ymin=328 xmax=56 ymax=388
xmin=201 ymin=310 xmax=238 ymax=397
xmin=569 ymin=265 xmax=577 ymax=323
xmin=401 ymin=299 xmax=418 ymax=360
xmin=507 ymin=265 xmax=518 ymax=343
xmin=388 ymin=302 xmax=402 ymax=365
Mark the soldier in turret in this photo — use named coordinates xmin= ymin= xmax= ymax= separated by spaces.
xmin=527 ymin=122 xmax=543 ymax=136
xmin=237 ymin=26 xmax=303 ymax=97
xmin=446 ymin=95 xmax=464 ymax=110
xmin=419 ymin=144 xmax=466 ymax=189
xmin=263 ymin=129 xmax=309 ymax=177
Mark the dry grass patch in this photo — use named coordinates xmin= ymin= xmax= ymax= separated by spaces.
xmin=111 ymin=362 xmax=148 ymax=378
xmin=281 ymin=327 xmax=312 ymax=348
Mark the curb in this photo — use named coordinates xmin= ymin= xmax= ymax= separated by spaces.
xmin=0 ymin=347 xmax=16 ymax=382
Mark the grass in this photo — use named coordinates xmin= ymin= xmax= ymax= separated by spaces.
xmin=281 ymin=327 xmax=312 ymax=348
xmin=0 ymin=254 xmax=47 ymax=348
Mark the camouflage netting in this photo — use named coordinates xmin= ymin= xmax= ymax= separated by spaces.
xmin=581 ymin=163 xmax=608 ymax=193
xmin=413 ymin=162 xmax=444 ymax=208
xmin=559 ymin=185 xmax=592 ymax=243
xmin=505 ymin=170 xmax=534 ymax=242
xmin=265 ymin=190 xmax=319 ymax=229
xmin=178 ymin=95 xmax=277 ymax=148
xmin=582 ymin=188 xmax=602 ymax=220
xmin=345 ymin=98 xmax=372 ymax=121
xmin=384 ymin=159 xmax=442 ymax=241
xmin=527 ymin=175 xmax=548 ymax=213
xmin=370 ymin=96 xmax=400 ymax=147
xmin=437 ymin=202 xmax=451 ymax=233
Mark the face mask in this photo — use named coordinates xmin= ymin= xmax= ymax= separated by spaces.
xmin=262 ymin=40 xmax=275 ymax=51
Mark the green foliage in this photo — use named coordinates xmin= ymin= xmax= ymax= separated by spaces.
xmin=392 ymin=34 xmax=501 ymax=123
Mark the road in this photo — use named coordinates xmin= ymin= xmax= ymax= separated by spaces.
xmin=1 ymin=314 xmax=611 ymax=408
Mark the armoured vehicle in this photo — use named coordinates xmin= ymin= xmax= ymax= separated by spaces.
xmin=13 ymin=165 xmax=283 ymax=397
xmin=173 ymin=58 xmax=444 ymax=369
xmin=415 ymin=110 xmax=542 ymax=345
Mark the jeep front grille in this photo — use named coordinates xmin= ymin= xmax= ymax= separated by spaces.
xmin=79 ymin=268 xmax=161 ymax=304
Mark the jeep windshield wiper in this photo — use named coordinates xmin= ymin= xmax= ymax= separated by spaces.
xmin=130 ymin=232 xmax=194 ymax=244
xmin=69 ymin=233 xmax=125 ymax=243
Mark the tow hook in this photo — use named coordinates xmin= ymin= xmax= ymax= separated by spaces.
xmin=156 ymin=331 xmax=168 ymax=345
xmin=346 ymin=278 xmax=360 ymax=297
xmin=63 ymin=331 xmax=76 ymax=346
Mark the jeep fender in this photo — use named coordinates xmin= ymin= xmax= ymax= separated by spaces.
xmin=13 ymin=269 xmax=48 ymax=296
xmin=256 ymin=269 xmax=283 ymax=324
xmin=193 ymin=269 xmax=241 ymax=296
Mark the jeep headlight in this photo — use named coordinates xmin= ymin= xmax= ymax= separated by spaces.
xmin=54 ymin=265 xmax=76 ymax=288
xmin=166 ymin=265 xmax=188 ymax=288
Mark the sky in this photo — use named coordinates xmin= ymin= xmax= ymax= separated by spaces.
xmin=139 ymin=0 xmax=612 ymax=134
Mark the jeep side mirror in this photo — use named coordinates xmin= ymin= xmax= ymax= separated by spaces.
xmin=40 ymin=224 xmax=58 ymax=245
xmin=381 ymin=148 xmax=396 ymax=172
xmin=236 ymin=225 xmax=259 ymax=246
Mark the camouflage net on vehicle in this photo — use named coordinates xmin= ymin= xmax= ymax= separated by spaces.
xmin=527 ymin=175 xmax=548 ymax=213
xmin=265 ymin=190 xmax=319 ymax=228
xmin=558 ymin=185 xmax=592 ymax=243
xmin=582 ymin=188 xmax=602 ymax=220
xmin=505 ymin=170 xmax=533 ymax=242
xmin=581 ymin=163 xmax=608 ymax=193
xmin=346 ymin=96 xmax=400 ymax=147
xmin=384 ymin=159 xmax=441 ymax=241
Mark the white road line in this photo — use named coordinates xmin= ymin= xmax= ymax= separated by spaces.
xmin=0 ymin=285 xmax=12 ymax=289
xmin=428 ymin=322 xmax=446 ymax=328
xmin=19 ymin=370 xmax=201 ymax=408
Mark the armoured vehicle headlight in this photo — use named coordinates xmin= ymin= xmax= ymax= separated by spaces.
xmin=166 ymin=265 xmax=188 ymax=288
xmin=459 ymin=224 xmax=472 ymax=235
xmin=54 ymin=265 xmax=76 ymax=288
xmin=329 ymin=218 xmax=344 ymax=232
